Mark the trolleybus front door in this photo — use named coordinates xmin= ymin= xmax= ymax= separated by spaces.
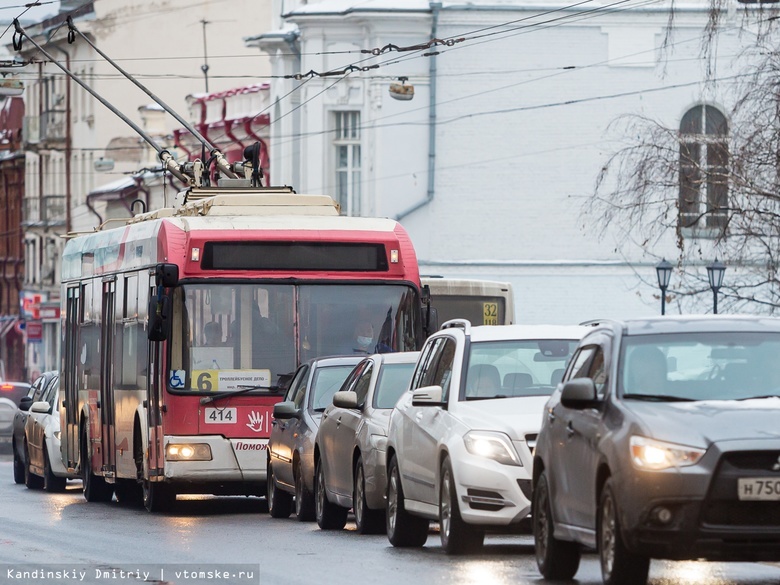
xmin=63 ymin=286 xmax=80 ymax=469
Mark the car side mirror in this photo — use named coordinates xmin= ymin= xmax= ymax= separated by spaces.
xmin=30 ymin=400 xmax=52 ymax=414
xmin=561 ymin=378 xmax=599 ymax=409
xmin=18 ymin=396 xmax=33 ymax=412
xmin=332 ymin=391 xmax=359 ymax=409
xmin=412 ymin=385 xmax=445 ymax=407
xmin=273 ymin=401 xmax=300 ymax=420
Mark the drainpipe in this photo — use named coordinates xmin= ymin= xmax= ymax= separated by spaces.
xmin=396 ymin=1 xmax=440 ymax=221
xmin=46 ymin=41 xmax=72 ymax=234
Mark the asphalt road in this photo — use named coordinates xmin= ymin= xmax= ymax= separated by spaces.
xmin=1 ymin=455 xmax=779 ymax=585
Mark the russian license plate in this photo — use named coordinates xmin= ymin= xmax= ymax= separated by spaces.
xmin=204 ymin=407 xmax=237 ymax=424
xmin=737 ymin=478 xmax=780 ymax=501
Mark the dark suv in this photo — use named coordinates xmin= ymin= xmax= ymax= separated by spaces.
xmin=533 ymin=316 xmax=780 ymax=585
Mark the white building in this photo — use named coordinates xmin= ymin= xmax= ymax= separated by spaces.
xmin=249 ymin=0 xmax=760 ymax=324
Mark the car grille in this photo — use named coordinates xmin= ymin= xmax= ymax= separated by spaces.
xmin=722 ymin=451 xmax=780 ymax=470
xmin=702 ymin=502 xmax=780 ymax=526
xmin=702 ymin=450 xmax=780 ymax=528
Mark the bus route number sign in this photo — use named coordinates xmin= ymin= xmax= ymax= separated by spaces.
xmin=483 ymin=302 xmax=499 ymax=325
xmin=204 ymin=407 xmax=237 ymax=424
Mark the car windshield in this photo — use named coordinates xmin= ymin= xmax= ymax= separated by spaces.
xmin=310 ymin=365 xmax=358 ymax=411
xmin=620 ymin=332 xmax=780 ymax=401
xmin=374 ymin=362 xmax=417 ymax=409
xmin=463 ymin=339 xmax=579 ymax=400
xmin=169 ymin=283 xmax=421 ymax=393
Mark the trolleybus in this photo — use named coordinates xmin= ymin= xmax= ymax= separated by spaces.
xmin=422 ymin=277 xmax=515 ymax=326
xmin=60 ymin=188 xmax=425 ymax=511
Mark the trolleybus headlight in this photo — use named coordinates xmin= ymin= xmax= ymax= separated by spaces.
xmin=166 ymin=443 xmax=212 ymax=461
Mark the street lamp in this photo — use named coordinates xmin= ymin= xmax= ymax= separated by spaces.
xmin=706 ymin=258 xmax=726 ymax=314
xmin=656 ymin=259 xmax=673 ymax=315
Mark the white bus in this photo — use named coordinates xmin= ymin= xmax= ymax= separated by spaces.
xmin=422 ymin=277 xmax=515 ymax=328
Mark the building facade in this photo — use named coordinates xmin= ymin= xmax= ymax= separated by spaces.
xmin=249 ymin=0 xmax=760 ymax=324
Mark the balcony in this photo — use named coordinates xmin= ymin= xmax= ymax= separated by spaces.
xmin=23 ymin=195 xmax=67 ymax=227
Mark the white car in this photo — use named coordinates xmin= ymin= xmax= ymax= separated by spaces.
xmin=24 ymin=375 xmax=78 ymax=491
xmin=385 ymin=320 xmax=587 ymax=553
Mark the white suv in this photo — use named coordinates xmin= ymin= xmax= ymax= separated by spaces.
xmin=385 ymin=320 xmax=586 ymax=553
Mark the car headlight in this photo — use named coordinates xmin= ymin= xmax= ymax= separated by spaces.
xmin=463 ymin=431 xmax=522 ymax=466
xmin=166 ymin=443 xmax=212 ymax=461
xmin=630 ymin=436 xmax=705 ymax=471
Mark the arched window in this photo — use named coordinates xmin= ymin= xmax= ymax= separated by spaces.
xmin=679 ymin=105 xmax=729 ymax=232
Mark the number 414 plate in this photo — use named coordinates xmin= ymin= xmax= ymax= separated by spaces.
xmin=737 ymin=478 xmax=780 ymax=501
xmin=204 ymin=407 xmax=237 ymax=424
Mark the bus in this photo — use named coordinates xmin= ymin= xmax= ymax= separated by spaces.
xmin=422 ymin=277 xmax=515 ymax=327
xmin=59 ymin=188 xmax=426 ymax=511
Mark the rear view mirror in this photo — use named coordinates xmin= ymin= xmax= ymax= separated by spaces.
xmin=332 ymin=391 xmax=359 ymax=409
xmin=273 ymin=401 xmax=300 ymax=420
xmin=31 ymin=400 xmax=51 ymax=414
xmin=155 ymin=263 xmax=179 ymax=288
xmin=18 ymin=396 xmax=33 ymax=412
xmin=147 ymin=295 xmax=171 ymax=342
xmin=561 ymin=378 xmax=599 ymax=409
xmin=412 ymin=385 xmax=445 ymax=407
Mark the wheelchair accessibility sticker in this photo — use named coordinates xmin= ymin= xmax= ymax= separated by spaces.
xmin=169 ymin=370 xmax=186 ymax=388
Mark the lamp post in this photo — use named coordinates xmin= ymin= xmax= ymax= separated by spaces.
xmin=656 ymin=259 xmax=673 ymax=316
xmin=706 ymin=258 xmax=726 ymax=315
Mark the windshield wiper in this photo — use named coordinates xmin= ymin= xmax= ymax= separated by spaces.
xmin=199 ymin=384 xmax=283 ymax=405
xmin=622 ymin=393 xmax=694 ymax=402
xmin=736 ymin=394 xmax=780 ymax=401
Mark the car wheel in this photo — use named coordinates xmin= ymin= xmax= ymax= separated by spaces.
xmin=268 ymin=463 xmax=293 ymax=518
xmin=315 ymin=459 xmax=348 ymax=530
xmin=295 ymin=460 xmax=315 ymax=522
xmin=24 ymin=442 xmax=43 ymax=490
xmin=599 ymin=478 xmax=650 ymax=585
xmin=80 ymin=430 xmax=113 ymax=503
xmin=13 ymin=440 xmax=25 ymax=484
xmin=439 ymin=457 xmax=484 ymax=554
xmin=354 ymin=456 xmax=385 ymax=535
xmin=534 ymin=470 xmax=581 ymax=579
xmin=43 ymin=444 xmax=67 ymax=492
xmin=386 ymin=454 xmax=428 ymax=547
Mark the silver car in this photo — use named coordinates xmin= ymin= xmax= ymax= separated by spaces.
xmin=267 ymin=356 xmax=363 ymax=520
xmin=314 ymin=351 xmax=419 ymax=533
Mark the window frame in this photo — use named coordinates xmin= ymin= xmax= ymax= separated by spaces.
xmin=678 ymin=104 xmax=729 ymax=236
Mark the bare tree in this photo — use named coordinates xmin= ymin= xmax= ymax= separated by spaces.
xmin=589 ymin=13 xmax=780 ymax=313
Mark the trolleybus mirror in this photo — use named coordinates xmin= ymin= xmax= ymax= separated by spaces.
xmin=148 ymin=296 xmax=171 ymax=342
xmin=155 ymin=263 xmax=179 ymax=288
xmin=428 ymin=307 xmax=439 ymax=334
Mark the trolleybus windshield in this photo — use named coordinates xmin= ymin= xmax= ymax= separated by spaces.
xmin=169 ymin=282 xmax=421 ymax=393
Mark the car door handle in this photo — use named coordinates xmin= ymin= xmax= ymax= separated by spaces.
xmin=415 ymin=412 xmax=423 ymax=421
xmin=566 ymin=421 xmax=575 ymax=438
xmin=336 ymin=416 xmax=342 ymax=428
xmin=547 ymin=411 xmax=556 ymax=423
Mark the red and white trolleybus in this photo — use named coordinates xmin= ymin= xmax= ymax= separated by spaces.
xmin=59 ymin=187 xmax=425 ymax=511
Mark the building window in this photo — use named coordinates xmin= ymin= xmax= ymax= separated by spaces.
xmin=334 ymin=111 xmax=361 ymax=216
xmin=679 ymin=105 xmax=729 ymax=233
